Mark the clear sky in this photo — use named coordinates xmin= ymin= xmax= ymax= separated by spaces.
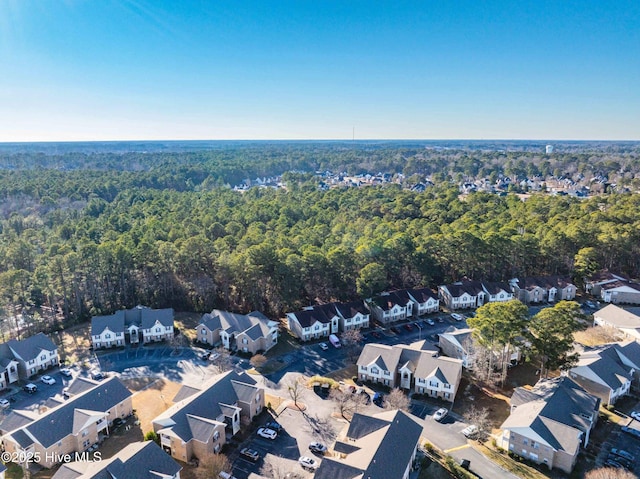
xmin=1 ymin=0 xmax=638 ymax=141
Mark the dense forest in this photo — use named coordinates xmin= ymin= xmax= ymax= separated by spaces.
xmin=0 ymin=141 xmax=639 ymax=332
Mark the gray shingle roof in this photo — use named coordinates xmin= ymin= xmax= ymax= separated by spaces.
xmin=503 ymin=377 xmax=599 ymax=454
xmin=91 ymin=311 xmax=125 ymax=336
xmin=372 ymin=291 xmax=412 ymax=311
xmin=334 ymin=300 xmax=369 ymax=319
xmin=154 ymin=371 xmax=258 ymax=443
xmin=92 ymin=307 xmax=174 ymax=336
xmin=316 ymin=410 xmax=422 ymax=479
xmin=199 ymin=309 xmax=272 ymax=339
xmin=7 ymin=333 xmax=57 ymax=362
xmin=10 ymin=377 xmax=132 ymax=448
xmin=172 ymin=384 xmax=201 ymax=403
xmin=289 ymin=308 xmax=332 ymax=328
xmin=0 ymin=410 xmax=37 ymax=435
xmin=65 ymin=377 xmax=100 ymax=397
xmin=407 ymin=287 xmax=438 ymax=303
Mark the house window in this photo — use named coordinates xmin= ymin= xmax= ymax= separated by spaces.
xmin=82 ymin=430 xmax=88 ymax=437
xmin=201 ymin=328 xmax=206 ymax=335
xmin=522 ymin=439 xmax=528 ymax=445
xmin=155 ymin=327 xmax=161 ymax=332
xmin=361 ymin=366 xmax=367 ymax=371
xmin=213 ymin=431 xmax=220 ymax=441
xmin=371 ymin=367 xmax=379 ymax=375
xmin=314 ymin=325 xmax=320 ymax=330
xmin=40 ymin=355 xmax=47 ymax=361
xmin=384 ymin=371 xmax=390 ymax=376
xmin=444 ymin=383 xmax=451 ymax=389
xmin=105 ymin=334 xmax=111 ymax=339
xmin=242 ymin=338 xmax=248 ymax=344
xmin=429 ymin=381 xmax=438 ymax=387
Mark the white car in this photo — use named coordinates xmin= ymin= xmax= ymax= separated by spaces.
xmin=60 ymin=368 xmax=72 ymax=377
xmin=451 ymin=313 xmax=464 ymax=321
xmin=299 ymin=456 xmax=319 ymax=471
xmin=433 ymin=408 xmax=448 ymax=422
xmin=319 ymin=343 xmax=329 ymax=351
xmin=426 ymin=319 xmax=435 ymax=326
xmin=0 ymin=399 xmax=10 ymax=409
xmin=309 ymin=441 xmax=327 ymax=454
xmin=41 ymin=375 xmax=56 ymax=385
xmin=461 ymin=425 xmax=479 ymax=438
xmin=630 ymin=411 xmax=640 ymax=421
xmin=257 ymin=427 xmax=278 ymax=440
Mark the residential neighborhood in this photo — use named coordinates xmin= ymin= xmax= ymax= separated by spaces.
xmin=1 ymin=269 xmax=640 ymax=479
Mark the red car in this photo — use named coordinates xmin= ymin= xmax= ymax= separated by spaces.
xmin=404 ymin=323 xmax=413 ymax=331
xmin=371 ymin=331 xmax=382 ymax=339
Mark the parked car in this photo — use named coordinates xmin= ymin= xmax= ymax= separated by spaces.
xmin=319 ymin=342 xmax=329 ymax=351
xmin=265 ymin=421 xmax=283 ymax=432
xmin=451 ymin=313 xmax=464 ymax=321
xmin=298 ymin=456 xmax=319 ymax=471
xmin=604 ymin=459 xmax=624 ymax=469
xmin=433 ymin=408 xmax=448 ymax=422
xmin=621 ymin=426 xmax=640 ymax=438
xmin=611 ymin=448 xmax=635 ymax=462
xmin=460 ymin=459 xmax=471 ymax=470
xmin=309 ymin=442 xmax=327 ymax=454
xmin=90 ymin=369 xmax=105 ymax=380
xmin=373 ymin=392 xmax=384 ymax=407
xmin=24 ymin=383 xmax=37 ymax=394
xmin=208 ymin=352 xmax=221 ymax=361
xmin=199 ymin=351 xmax=211 ymax=360
xmin=426 ymin=319 xmax=435 ymax=326
xmin=0 ymin=399 xmax=10 ymax=409
xmin=437 ymin=317 xmax=444 ymax=323
xmin=240 ymin=448 xmax=260 ymax=462
xmin=461 ymin=425 xmax=478 ymax=438
xmin=630 ymin=411 xmax=640 ymax=421
xmin=41 ymin=375 xmax=56 ymax=385
xmin=257 ymin=427 xmax=278 ymax=440
xmin=403 ymin=323 xmax=413 ymax=331
xmin=607 ymin=454 xmax=632 ymax=469
xmin=218 ymin=472 xmax=238 ymax=479
xmin=371 ymin=331 xmax=382 ymax=339
xmin=60 ymin=368 xmax=72 ymax=377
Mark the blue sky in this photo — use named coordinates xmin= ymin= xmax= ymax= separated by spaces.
xmin=1 ymin=0 xmax=638 ymax=141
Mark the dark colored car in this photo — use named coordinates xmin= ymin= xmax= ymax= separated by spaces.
xmin=373 ymin=392 xmax=384 ymax=407
xmin=622 ymin=426 xmax=640 ymax=439
xmin=404 ymin=323 xmax=413 ymax=331
xmin=371 ymin=331 xmax=382 ymax=339
xmin=265 ymin=421 xmax=282 ymax=432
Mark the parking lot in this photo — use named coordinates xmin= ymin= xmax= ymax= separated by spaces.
xmin=596 ymin=407 xmax=640 ymax=474
xmin=0 ymin=368 xmax=75 ymax=416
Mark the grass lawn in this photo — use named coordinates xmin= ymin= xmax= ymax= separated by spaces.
xmin=131 ymin=378 xmax=183 ymax=435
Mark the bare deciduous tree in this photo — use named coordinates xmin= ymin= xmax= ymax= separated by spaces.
xmin=462 ymin=405 xmax=491 ymax=439
xmin=259 ymin=455 xmax=298 ymax=479
xmin=329 ymin=388 xmax=355 ymax=419
xmin=384 ymin=387 xmax=410 ymax=412
xmin=250 ymin=353 xmax=268 ymax=369
xmin=585 ymin=467 xmax=638 ymax=479
xmin=341 ymin=328 xmax=364 ymax=362
xmin=209 ymin=346 xmax=232 ymax=372
xmin=287 ymin=377 xmax=305 ymax=408
xmin=200 ymin=453 xmax=232 ymax=478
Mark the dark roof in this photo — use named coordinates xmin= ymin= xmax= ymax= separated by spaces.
xmin=407 ymin=287 xmax=438 ymax=303
xmin=601 ymin=280 xmax=640 ymax=292
xmin=154 ymin=371 xmax=258 ymax=443
xmin=7 ymin=333 xmax=57 ymax=361
xmin=172 ymin=385 xmax=201 ymax=403
xmin=334 ymin=300 xmax=369 ymax=319
xmin=441 ymin=280 xmax=484 ymax=298
xmin=198 ymin=313 xmax=222 ymax=332
xmin=0 ymin=410 xmax=36 ymax=435
xmin=138 ymin=307 xmax=174 ymax=329
xmin=482 ymin=281 xmax=512 ymax=295
xmin=522 ymin=276 xmax=574 ymax=290
xmin=91 ymin=311 xmax=125 ymax=336
xmin=13 ymin=377 xmax=132 ymax=448
xmin=65 ymin=377 xmax=100 ymax=397
xmin=371 ymin=291 xmax=412 ymax=311
xmin=317 ymin=411 xmax=422 ymax=479
xmin=289 ymin=308 xmax=332 ymax=328
xmin=11 ymin=429 xmax=34 ymax=448
xmin=587 ymin=270 xmax=628 ymax=284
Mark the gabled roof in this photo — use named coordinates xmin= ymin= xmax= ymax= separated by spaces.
xmin=198 ymin=309 xmax=273 ymax=339
xmin=65 ymin=377 xmax=100 ymax=397
xmin=153 ymin=371 xmax=259 ymax=444
xmin=356 ymin=344 xmax=402 ymax=372
xmin=371 ymin=291 xmax=412 ymax=311
xmin=52 ymin=440 xmax=182 ymax=479
xmin=6 ymin=377 xmax=132 ymax=449
xmin=0 ymin=409 xmax=37 ymax=435
xmin=601 ymin=281 xmax=640 ymax=293
xmin=504 ymin=377 xmax=600 ymax=455
xmin=572 ymin=345 xmax=633 ymax=391
xmin=482 ymin=281 xmax=512 ymax=295
xmin=91 ymin=306 xmax=174 ymax=335
xmin=334 ymin=300 xmax=369 ymax=319
xmin=6 ymin=333 xmax=57 ymax=361
xmin=521 ymin=276 xmax=574 ymax=291
xmin=594 ymin=304 xmax=640 ymax=328
xmin=439 ymin=327 xmax=473 ymax=351
xmin=407 ymin=287 xmax=438 ymax=303
xmin=315 ymin=410 xmax=422 ymax=479
xmin=288 ymin=307 xmax=333 ymax=328
xmin=586 ymin=270 xmax=628 ymax=285
xmin=440 ymin=280 xmax=484 ymax=298
xmin=172 ymin=385 xmax=201 ymax=403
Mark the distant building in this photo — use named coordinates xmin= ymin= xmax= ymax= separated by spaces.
xmin=91 ymin=306 xmax=174 ymax=349
xmin=197 ymin=310 xmax=278 ymax=354
xmin=546 ymin=145 xmax=554 ymax=154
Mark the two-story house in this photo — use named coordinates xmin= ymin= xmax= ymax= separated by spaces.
xmin=438 ymin=327 xmax=474 ymax=369
xmin=567 ymin=342 xmax=640 ymax=404
xmin=286 ymin=304 xmax=339 ymax=341
xmin=600 ymin=281 xmax=640 ymax=305
xmin=52 ymin=440 xmax=182 ymax=479
xmin=0 ymin=357 xmax=20 ymax=390
xmin=315 ymin=410 xmax=423 ymax=479
xmin=152 ymin=371 xmax=263 ymax=464
xmin=510 ymin=276 xmax=576 ymax=304
xmin=368 ymin=291 xmax=414 ymax=325
xmin=0 ymin=333 xmax=59 ymax=380
xmin=1 ymin=377 xmax=133 ymax=468
xmin=438 ymin=280 xmax=486 ymax=310
xmin=406 ymin=287 xmax=440 ymax=315
xmin=333 ymin=300 xmax=370 ymax=331
xmin=499 ymin=377 xmax=600 ymax=473
xmin=357 ymin=342 xmax=463 ymax=402
xmin=197 ymin=310 xmax=278 ymax=354
xmin=91 ymin=306 xmax=174 ymax=349
xmin=585 ymin=270 xmax=629 ymax=297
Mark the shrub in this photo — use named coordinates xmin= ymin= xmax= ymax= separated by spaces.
xmin=144 ymin=431 xmax=160 ymax=445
